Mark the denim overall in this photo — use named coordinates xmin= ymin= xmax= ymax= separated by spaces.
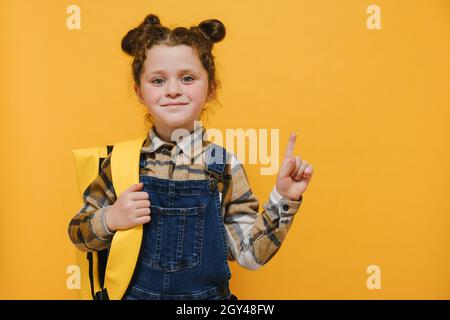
xmin=122 ymin=144 xmax=233 ymax=300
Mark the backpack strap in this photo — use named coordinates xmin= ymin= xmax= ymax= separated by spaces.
xmin=87 ymin=146 xmax=113 ymax=300
xmin=72 ymin=145 xmax=110 ymax=300
xmin=102 ymin=135 xmax=147 ymax=300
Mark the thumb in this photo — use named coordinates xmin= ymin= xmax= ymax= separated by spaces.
xmin=126 ymin=182 xmax=144 ymax=192
xmin=279 ymin=156 xmax=295 ymax=178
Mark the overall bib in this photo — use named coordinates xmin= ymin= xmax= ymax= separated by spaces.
xmin=122 ymin=144 xmax=233 ymax=300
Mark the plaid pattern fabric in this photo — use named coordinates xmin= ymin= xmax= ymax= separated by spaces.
xmin=68 ymin=125 xmax=303 ymax=270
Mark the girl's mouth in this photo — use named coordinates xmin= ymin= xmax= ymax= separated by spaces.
xmin=162 ymin=102 xmax=189 ymax=107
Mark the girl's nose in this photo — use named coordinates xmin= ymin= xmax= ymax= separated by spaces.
xmin=165 ymin=80 xmax=182 ymax=97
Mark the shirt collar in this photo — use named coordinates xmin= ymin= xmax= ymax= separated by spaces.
xmin=141 ymin=124 xmax=207 ymax=161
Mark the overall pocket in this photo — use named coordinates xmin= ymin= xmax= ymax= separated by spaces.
xmin=141 ymin=204 xmax=206 ymax=272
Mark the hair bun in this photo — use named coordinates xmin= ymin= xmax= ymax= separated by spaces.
xmin=121 ymin=14 xmax=161 ymax=56
xmin=143 ymin=14 xmax=161 ymax=26
xmin=198 ymin=19 xmax=226 ymax=43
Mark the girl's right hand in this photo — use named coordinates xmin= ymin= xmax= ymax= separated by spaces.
xmin=105 ymin=182 xmax=151 ymax=232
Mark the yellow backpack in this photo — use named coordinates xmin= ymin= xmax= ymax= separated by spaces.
xmin=71 ymin=135 xmax=147 ymax=300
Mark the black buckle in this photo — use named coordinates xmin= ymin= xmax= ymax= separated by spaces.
xmin=94 ymin=288 xmax=109 ymax=300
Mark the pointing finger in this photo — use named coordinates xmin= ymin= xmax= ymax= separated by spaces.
xmin=283 ymin=133 xmax=297 ymax=161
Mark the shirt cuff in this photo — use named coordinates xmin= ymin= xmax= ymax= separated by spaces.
xmin=269 ymin=186 xmax=303 ymax=217
xmin=91 ymin=206 xmax=115 ymax=240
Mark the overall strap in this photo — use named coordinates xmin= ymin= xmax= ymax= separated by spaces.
xmin=204 ymin=143 xmax=227 ymax=184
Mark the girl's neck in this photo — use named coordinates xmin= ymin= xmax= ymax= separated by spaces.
xmin=153 ymin=122 xmax=196 ymax=143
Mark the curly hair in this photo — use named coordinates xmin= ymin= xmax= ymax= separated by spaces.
xmin=121 ymin=14 xmax=226 ymax=127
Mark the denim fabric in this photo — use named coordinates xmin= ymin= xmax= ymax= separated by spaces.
xmin=122 ymin=144 xmax=232 ymax=300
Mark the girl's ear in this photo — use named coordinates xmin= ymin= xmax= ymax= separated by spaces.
xmin=206 ymin=84 xmax=215 ymax=103
xmin=134 ymin=83 xmax=145 ymax=104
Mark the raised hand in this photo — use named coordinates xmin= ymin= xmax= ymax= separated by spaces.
xmin=276 ymin=133 xmax=313 ymax=201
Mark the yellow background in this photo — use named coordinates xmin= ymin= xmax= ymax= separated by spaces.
xmin=1 ymin=0 xmax=449 ymax=299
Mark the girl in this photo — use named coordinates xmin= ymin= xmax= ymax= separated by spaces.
xmin=68 ymin=13 xmax=313 ymax=300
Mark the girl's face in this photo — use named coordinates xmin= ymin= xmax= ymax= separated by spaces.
xmin=135 ymin=44 xmax=213 ymax=139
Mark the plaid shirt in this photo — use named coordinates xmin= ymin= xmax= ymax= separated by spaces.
xmin=68 ymin=125 xmax=303 ymax=270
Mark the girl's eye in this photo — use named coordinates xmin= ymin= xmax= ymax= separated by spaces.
xmin=151 ymin=76 xmax=194 ymax=85
xmin=152 ymin=78 xmax=165 ymax=85
xmin=182 ymin=76 xmax=194 ymax=83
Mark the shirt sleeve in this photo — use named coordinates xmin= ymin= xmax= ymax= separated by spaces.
xmin=67 ymin=152 xmax=117 ymax=252
xmin=223 ymin=152 xmax=303 ymax=270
